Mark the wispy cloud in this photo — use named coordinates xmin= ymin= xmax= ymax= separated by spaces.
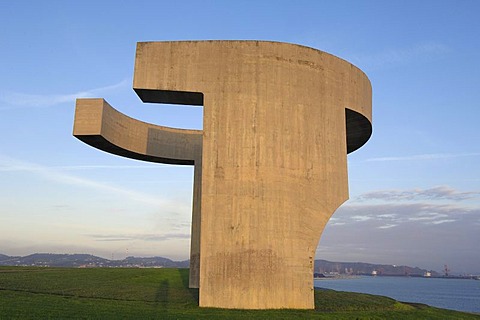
xmin=0 ymin=79 xmax=129 ymax=109
xmin=351 ymin=215 xmax=373 ymax=222
xmin=430 ymin=219 xmax=456 ymax=225
xmin=358 ymin=186 xmax=480 ymax=202
xmin=322 ymin=187 xmax=480 ymax=272
xmin=377 ymin=224 xmax=398 ymax=229
xmin=366 ymin=152 xmax=480 ymax=162
xmin=0 ymin=164 xmax=168 ymax=172
xmin=408 ymin=213 xmax=448 ymax=222
xmin=348 ymin=42 xmax=450 ymax=70
xmin=54 ymin=164 xmax=168 ymax=171
xmin=331 ymin=200 xmax=478 ymax=228
xmin=377 ymin=213 xmax=398 ymax=219
xmin=0 ymin=154 xmax=184 ymax=208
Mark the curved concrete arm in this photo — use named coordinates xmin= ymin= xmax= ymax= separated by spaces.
xmin=73 ymin=98 xmax=202 ymax=165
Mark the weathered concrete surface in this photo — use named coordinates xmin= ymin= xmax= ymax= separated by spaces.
xmin=74 ymin=40 xmax=372 ymax=309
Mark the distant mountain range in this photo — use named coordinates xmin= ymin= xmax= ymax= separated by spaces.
xmin=0 ymin=253 xmax=438 ymax=276
xmin=0 ymin=253 xmax=189 ymax=268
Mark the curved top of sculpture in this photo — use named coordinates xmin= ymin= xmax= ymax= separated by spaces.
xmin=74 ymin=40 xmax=371 ymax=167
xmin=133 ymin=40 xmax=372 ymax=154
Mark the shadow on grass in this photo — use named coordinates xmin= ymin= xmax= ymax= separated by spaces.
xmin=178 ymin=268 xmax=199 ymax=304
xmin=155 ymin=279 xmax=169 ymax=309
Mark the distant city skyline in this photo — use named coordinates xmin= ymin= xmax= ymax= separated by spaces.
xmin=1 ymin=1 xmax=479 ymax=274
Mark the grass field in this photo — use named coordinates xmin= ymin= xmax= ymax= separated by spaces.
xmin=0 ymin=267 xmax=478 ymax=319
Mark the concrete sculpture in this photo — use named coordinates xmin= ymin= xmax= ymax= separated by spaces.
xmin=73 ymin=41 xmax=372 ymax=309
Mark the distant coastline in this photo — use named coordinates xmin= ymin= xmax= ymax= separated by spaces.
xmin=314 ymin=273 xmax=479 ymax=280
xmin=1 ymin=253 xmax=479 ymax=279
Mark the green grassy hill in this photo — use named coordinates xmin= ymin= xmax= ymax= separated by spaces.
xmin=0 ymin=267 xmax=477 ymax=319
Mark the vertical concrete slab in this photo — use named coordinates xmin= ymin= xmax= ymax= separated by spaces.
xmin=132 ymin=41 xmax=372 ymax=309
xmin=74 ymin=40 xmax=372 ymax=309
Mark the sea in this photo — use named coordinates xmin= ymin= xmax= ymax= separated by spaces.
xmin=314 ymin=276 xmax=480 ymax=314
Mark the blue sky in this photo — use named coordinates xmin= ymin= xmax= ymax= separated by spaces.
xmin=1 ymin=1 xmax=479 ymax=274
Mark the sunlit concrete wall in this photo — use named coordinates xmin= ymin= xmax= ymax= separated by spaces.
xmin=74 ymin=40 xmax=372 ymax=309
